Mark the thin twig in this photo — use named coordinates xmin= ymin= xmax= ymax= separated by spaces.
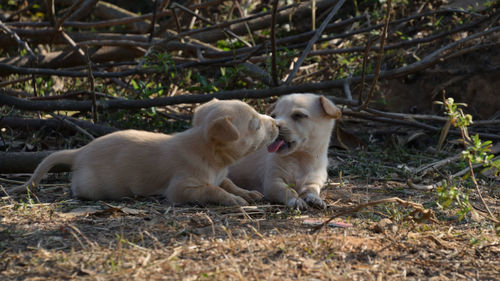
xmin=0 ymin=19 xmax=36 ymax=58
xmin=413 ymin=154 xmax=462 ymax=175
xmin=85 ymin=47 xmax=97 ymax=123
xmin=357 ymin=35 xmax=374 ymax=106
xmin=360 ymin=0 xmax=392 ymax=110
xmin=149 ymin=0 xmax=158 ymax=43
xmin=45 ymin=0 xmax=56 ymax=26
xmin=48 ymin=113 xmax=95 ymax=140
xmin=312 ymin=197 xmax=438 ymax=233
xmin=343 ymin=80 xmax=352 ymax=100
xmin=270 ymin=0 xmax=279 ymax=86
xmin=56 ymin=0 xmax=86 ymax=30
xmin=457 ymin=125 xmax=497 ymax=222
xmin=284 ymin=0 xmax=345 ymax=84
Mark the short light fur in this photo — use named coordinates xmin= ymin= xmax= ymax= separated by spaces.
xmin=229 ymin=93 xmax=341 ymax=209
xmin=8 ymin=99 xmax=278 ymax=206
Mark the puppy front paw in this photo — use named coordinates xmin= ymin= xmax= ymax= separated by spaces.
xmin=287 ymin=197 xmax=309 ymax=210
xmin=242 ymin=190 xmax=264 ymax=203
xmin=225 ymin=194 xmax=249 ymax=206
xmin=304 ymin=192 xmax=327 ymax=209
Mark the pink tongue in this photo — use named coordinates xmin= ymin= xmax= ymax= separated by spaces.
xmin=267 ymin=139 xmax=285 ymax=153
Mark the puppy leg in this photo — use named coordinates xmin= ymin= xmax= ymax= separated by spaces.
xmin=264 ymin=179 xmax=308 ymax=210
xmin=300 ymin=185 xmax=327 ymax=209
xmin=220 ymin=178 xmax=263 ymax=203
xmin=167 ymin=183 xmax=249 ymax=206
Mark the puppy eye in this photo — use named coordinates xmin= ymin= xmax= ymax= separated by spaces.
xmin=270 ymin=114 xmax=276 ymax=119
xmin=291 ymin=112 xmax=308 ymax=120
xmin=250 ymin=119 xmax=261 ymax=130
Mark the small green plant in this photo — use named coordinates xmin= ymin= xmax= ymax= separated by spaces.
xmin=144 ymin=52 xmax=175 ymax=77
xmin=434 ymin=97 xmax=500 ymax=232
xmin=436 ymin=181 xmax=472 ymax=221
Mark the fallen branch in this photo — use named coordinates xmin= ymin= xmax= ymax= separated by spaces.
xmin=284 ymin=0 xmax=345 ymax=84
xmin=0 ymin=151 xmax=69 ymax=174
xmin=343 ymin=110 xmax=500 ymax=141
xmin=0 ymin=116 xmax=117 ymax=136
xmin=0 ymin=19 xmax=36 ymax=58
xmin=312 ymin=197 xmax=439 ymax=233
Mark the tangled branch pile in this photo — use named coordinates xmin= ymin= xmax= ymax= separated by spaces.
xmin=0 ymin=0 xmax=499 ymax=164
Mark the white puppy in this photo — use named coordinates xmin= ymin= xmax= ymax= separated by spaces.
xmin=8 ymin=99 xmax=278 ymax=206
xmin=229 ymin=93 xmax=341 ymax=209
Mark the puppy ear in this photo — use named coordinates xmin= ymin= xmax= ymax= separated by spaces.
xmin=193 ymin=98 xmax=221 ymax=126
xmin=207 ymin=116 xmax=240 ymax=142
xmin=319 ymin=96 xmax=342 ymax=119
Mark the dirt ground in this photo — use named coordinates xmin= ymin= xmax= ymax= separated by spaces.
xmin=1 ymin=176 xmax=499 ymax=280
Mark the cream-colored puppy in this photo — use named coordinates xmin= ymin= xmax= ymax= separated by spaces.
xmin=8 ymin=99 xmax=278 ymax=206
xmin=229 ymin=93 xmax=341 ymax=209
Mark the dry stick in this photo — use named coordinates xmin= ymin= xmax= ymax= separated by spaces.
xmin=436 ymin=116 xmax=451 ymax=152
xmin=343 ymin=80 xmax=352 ymax=100
xmin=284 ymin=0 xmax=345 ymax=85
xmin=48 ymin=113 xmax=95 ymax=140
xmin=148 ymin=0 xmax=159 ymax=43
xmin=360 ymin=0 xmax=392 ymax=110
xmin=0 ymin=20 xmax=36 ymax=58
xmin=64 ymin=0 xmax=99 ymax=22
xmin=357 ymin=35 xmax=374 ymax=105
xmin=174 ymin=2 xmax=252 ymax=48
xmin=234 ymin=0 xmax=256 ymax=46
xmin=159 ymin=0 xmax=170 ymax=10
xmin=85 ymin=47 xmax=98 ymax=123
xmin=413 ymin=153 xmax=462 ymax=175
xmin=0 ymin=116 xmax=117 ymax=136
xmin=60 ymin=31 xmax=86 ymax=57
xmin=312 ymin=0 xmax=316 ymax=51
xmin=172 ymin=8 xmax=182 ymax=34
xmin=177 ymin=3 xmax=298 ymax=38
xmin=343 ymin=111 xmax=500 ymax=141
xmin=406 ymin=180 xmax=440 ymax=191
xmin=312 ymin=197 xmax=439 ymax=233
xmin=31 ymin=90 xmax=119 ymax=100
xmin=363 ymin=107 xmax=448 ymax=122
xmin=76 ymin=39 xmax=151 ymax=48
xmin=452 ymin=155 xmax=500 ymax=179
xmin=45 ymin=0 xmax=56 ymax=26
xmin=270 ymin=0 xmax=280 ymax=86
xmin=56 ymin=0 xmax=87 ymax=31
xmin=48 ymin=2 xmax=87 ymax=58
xmin=0 ymin=77 xmax=31 ymax=88
xmin=0 ymin=18 xmax=42 ymax=100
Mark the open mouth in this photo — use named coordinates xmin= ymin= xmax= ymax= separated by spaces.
xmin=267 ymin=135 xmax=292 ymax=153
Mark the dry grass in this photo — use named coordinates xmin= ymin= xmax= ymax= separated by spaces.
xmin=1 ymin=180 xmax=499 ymax=280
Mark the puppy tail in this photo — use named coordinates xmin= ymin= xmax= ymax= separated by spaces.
xmin=8 ymin=149 xmax=78 ymax=194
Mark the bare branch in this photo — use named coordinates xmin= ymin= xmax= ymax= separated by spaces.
xmin=284 ymin=0 xmax=345 ymax=84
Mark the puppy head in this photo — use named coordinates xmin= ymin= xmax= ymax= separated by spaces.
xmin=266 ymin=93 xmax=341 ymax=155
xmin=193 ymin=99 xmax=278 ymax=161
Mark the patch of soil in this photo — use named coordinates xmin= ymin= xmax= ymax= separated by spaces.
xmin=1 ymin=180 xmax=499 ymax=280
